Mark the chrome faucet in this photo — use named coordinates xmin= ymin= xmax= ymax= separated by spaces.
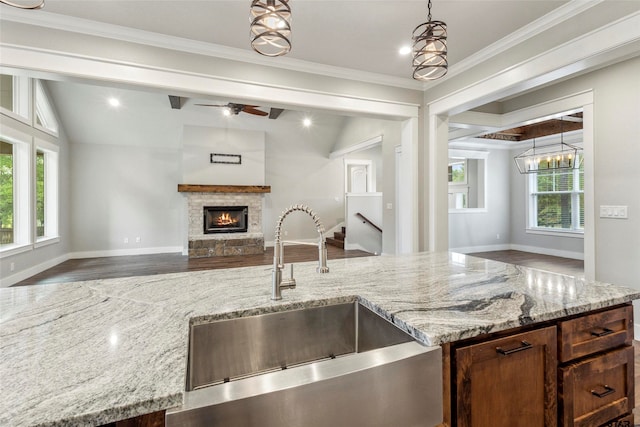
xmin=271 ymin=204 xmax=330 ymax=300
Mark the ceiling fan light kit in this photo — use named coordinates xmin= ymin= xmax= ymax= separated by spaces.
xmin=195 ymin=102 xmax=269 ymax=117
xmin=412 ymin=0 xmax=448 ymax=81
xmin=250 ymin=0 xmax=292 ymax=57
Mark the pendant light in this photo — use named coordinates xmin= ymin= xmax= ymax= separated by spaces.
xmin=514 ymin=118 xmax=583 ymax=174
xmin=412 ymin=0 xmax=448 ymax=80
xmin=0 ymin=0 xmax=44 ymax=9
xmin=250 ymin=0 xmax=292 ymax=57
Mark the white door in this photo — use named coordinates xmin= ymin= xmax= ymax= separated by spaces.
xmin=344 ymin=160 xmax=374 ymax=194
xmin=349 ymin=164 xmax=368 ymax=193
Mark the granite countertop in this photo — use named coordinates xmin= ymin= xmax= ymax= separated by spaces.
xmin=1 ymin=252 xmax=639 ymax=426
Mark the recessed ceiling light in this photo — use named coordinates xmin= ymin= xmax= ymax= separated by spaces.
xmin=108 ymin=97 xmax=120 ymax=108
xmin=399 ymin=46 xmax=412 ymax=56
xmin=223 ymin=108 xmax=232 ymax=117
xmin=303 ymin=117 xmax=312 ymax=127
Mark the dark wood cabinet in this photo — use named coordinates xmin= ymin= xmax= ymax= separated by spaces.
xmin=443 ymin=304 xmax=634 ymax=427
xmin=558 ymin=305 xmax=634 ymax=427
xmin=455 ymin=326 xmax=558 ymax=427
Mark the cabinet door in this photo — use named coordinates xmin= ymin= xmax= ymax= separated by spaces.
xmin=455 ymin=326 xmax=557 ymax=427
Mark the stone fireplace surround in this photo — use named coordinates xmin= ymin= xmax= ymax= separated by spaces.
xmin=178 ymin=185 xmax=270 ymax=258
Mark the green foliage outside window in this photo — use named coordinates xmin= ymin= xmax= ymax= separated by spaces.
xmin=0 ymin=141 xmax=14 ymax=244
xmin=36 ymin=150 xmax=45 ymax=237
xmin=533 ymin=160 xmax=584 ymax=230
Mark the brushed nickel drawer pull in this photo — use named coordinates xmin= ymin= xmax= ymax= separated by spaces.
xmin=590 ymin=327 xmax=614 ymax=337
xmin=496 ymin=340 xmax=532 ymax=356
xmin=591 ymin=385 xmax=615 ymax=398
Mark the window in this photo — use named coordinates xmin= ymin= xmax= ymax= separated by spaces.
xmin=0 ymin=131 xmax=31 ymax=254
xmin=35 ymin=79 xmax=59 ymax=135
xmin=36 ymin=150 xmax=45 ymax=238
xmin=448 ymin=158 xmax=467 ymax=208
xmin=0 ymin=141 xmax=14 ymax=245
xmin=34 ymin=141 xmax=59 ymax=242
xmin=448 ymin=150 xmax=488 ymax=211
xmin=528 ymin=157 xmax=584 ymax=233
xmin=0 ymin=74 xmax=30 ymax=121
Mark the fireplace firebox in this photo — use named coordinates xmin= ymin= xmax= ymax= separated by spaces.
xmin=203 ymin=206 xmax=248 ymax=234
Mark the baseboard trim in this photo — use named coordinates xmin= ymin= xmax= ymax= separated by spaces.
xmin=68 ymin=246 xmax=184 ymax=259
xmin=0 ymin=253 xmax=70 ymax=288
xmin=450 ymin=243 xmax=584 ymax=261
xmin=508 ymin=244 xmax=584 ymax=261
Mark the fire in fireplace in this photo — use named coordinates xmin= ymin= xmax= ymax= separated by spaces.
xmin=203 ymin=206 xmax=248 ymax=234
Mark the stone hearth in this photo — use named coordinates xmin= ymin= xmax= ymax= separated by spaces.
xmin=179 ymin=185 xmax=270 ymax=258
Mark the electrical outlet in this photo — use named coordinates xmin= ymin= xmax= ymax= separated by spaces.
xmin=496 ymin=234 xmax=500 ymax=240
xmin=124 ymin=237 xmax=129 ymax=244
xmin=10 ymin=262 xmax=15 ymax=272
xmin=135 ymin=237 xmax=141 ymax=243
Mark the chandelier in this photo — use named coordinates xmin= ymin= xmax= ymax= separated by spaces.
xmin=250 ymin=0 xmax=292 ymax=57
xmin=514 ymin=119 xmax=584 ymax=174
xmin=0 ymin=0 xmax=44 ymax=9
xmin=412 ymin=0 xmax=448 ymax=80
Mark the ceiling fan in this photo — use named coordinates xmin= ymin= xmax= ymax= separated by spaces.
xmin=195 ymin=102 xmax=269 ymax=117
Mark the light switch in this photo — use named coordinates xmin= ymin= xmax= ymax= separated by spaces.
xmin=600 ymin=205 xmax=628 ymax=219
xmin=386 ymin=203 xmax=393 ymax=210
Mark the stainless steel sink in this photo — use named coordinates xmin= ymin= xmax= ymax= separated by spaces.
xmin=166 ymin=301 xmax=443 ymax=427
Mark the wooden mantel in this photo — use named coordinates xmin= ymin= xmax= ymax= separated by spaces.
xmin=177 ymin=184 xmax=271 ymax=194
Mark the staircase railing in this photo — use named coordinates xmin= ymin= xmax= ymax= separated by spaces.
xmin=355 ymin=212 xmax=382 ymax=233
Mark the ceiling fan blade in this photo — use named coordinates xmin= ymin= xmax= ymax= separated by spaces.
xmin=194 ymin=103 xmax=227 ymax=107
xmin=242 ymin=106 xmax=269 ymax=116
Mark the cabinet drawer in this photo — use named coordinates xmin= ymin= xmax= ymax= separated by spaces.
xmin=560 ymin=345 xmax=634 ymax=427
xmin=559 ymin=305 xmax=633 ymax=363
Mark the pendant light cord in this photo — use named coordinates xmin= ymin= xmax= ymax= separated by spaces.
xmin=427 ymin=0 xmax=432 ymax=21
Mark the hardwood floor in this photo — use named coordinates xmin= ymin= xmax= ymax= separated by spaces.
xmin=14 ymin=245 xmax=373 ymax=286
xmin=468 ymin=249 xmax=585 ymax=278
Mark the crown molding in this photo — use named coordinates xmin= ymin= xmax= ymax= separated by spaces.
xmin=424 ymin=0 xmax=605 ymax=90
xmin=0 ymin=8 xmax=423 ymax=91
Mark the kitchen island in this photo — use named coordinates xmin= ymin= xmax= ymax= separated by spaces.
xmin=1 ymin=252 xmax=638 ymax=426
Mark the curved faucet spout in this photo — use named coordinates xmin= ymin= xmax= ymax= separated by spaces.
xmin=272 ymin=204 xmax=330 ymax=300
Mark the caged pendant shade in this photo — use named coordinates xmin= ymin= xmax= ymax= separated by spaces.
xmin=0 ymin=0 xmax=44 ymax=9
xmin=412 ymin=0 xmax=448 ymax=80
xmin=514 ymin=119 xmax=583 ymax=174
xmin=250 ymin=0 xmax=292 ymax=57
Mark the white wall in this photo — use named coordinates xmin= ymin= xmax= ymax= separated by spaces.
xmin=69 ymin=142 xmax=183 ymax=254
xmin=448 ymin=149 xmax=511 ymax=252
xmin=182 ymin=126 xmax=265 ymax=186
